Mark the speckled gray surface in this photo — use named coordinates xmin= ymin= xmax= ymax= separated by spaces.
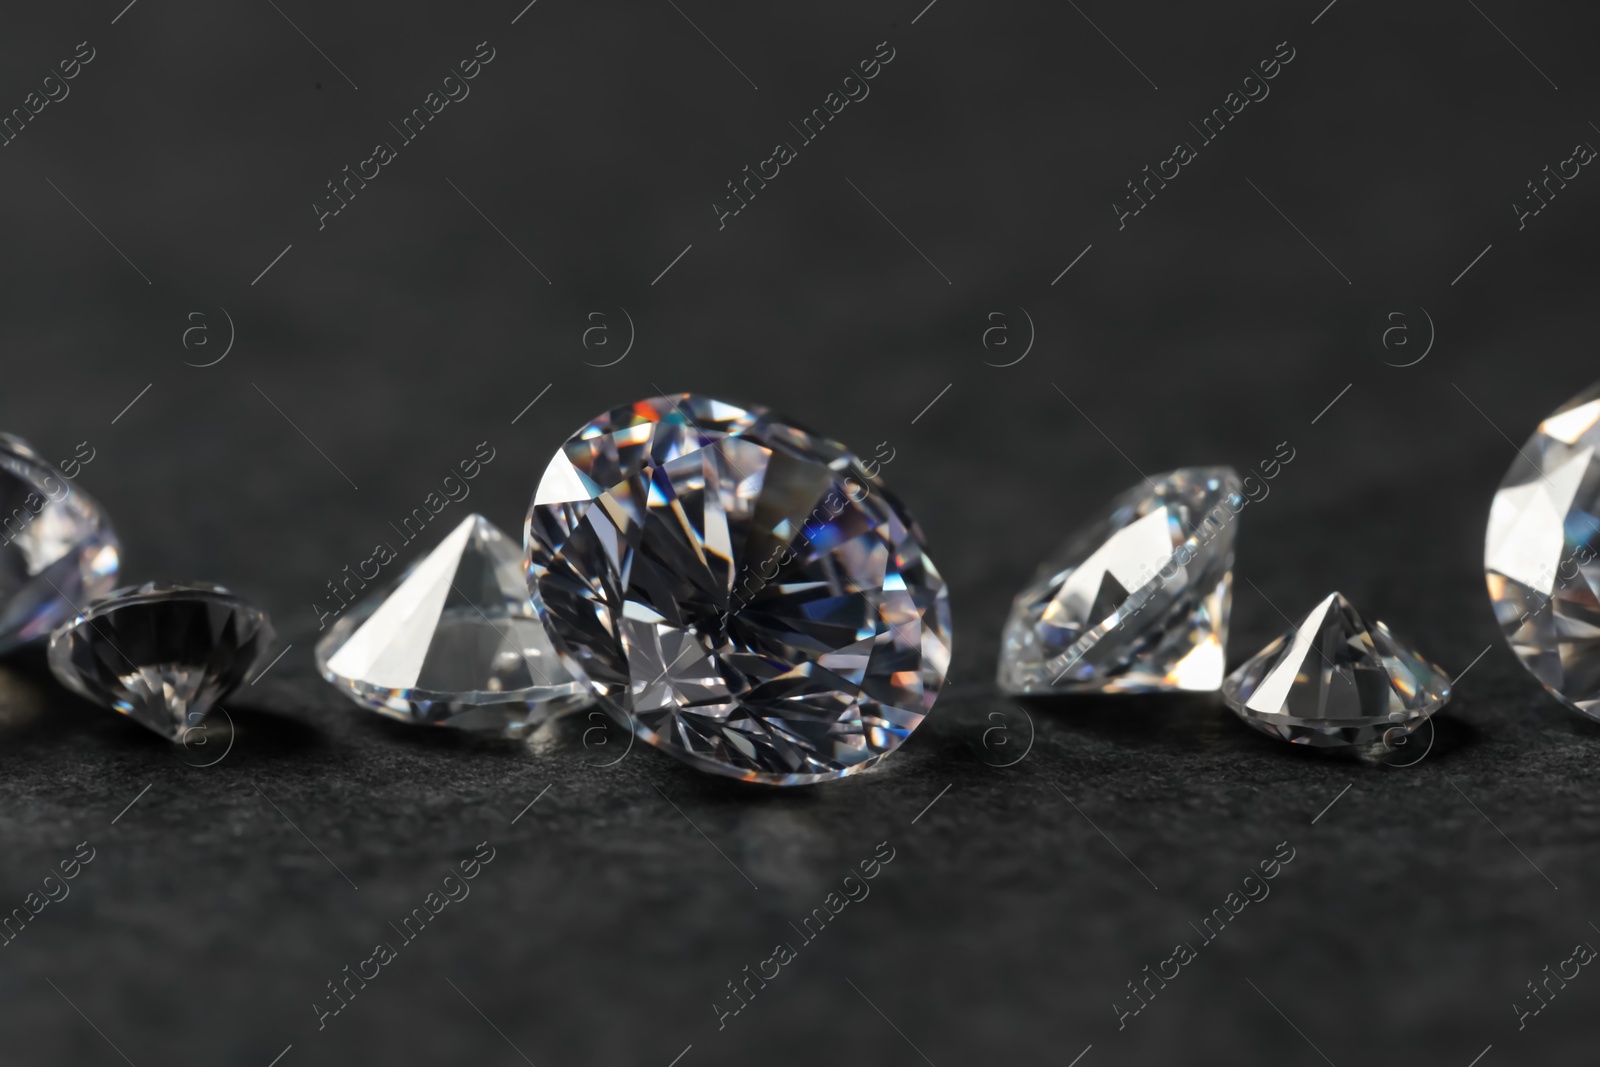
xmin=2 ymin=0 xmax=1599 ymax=1063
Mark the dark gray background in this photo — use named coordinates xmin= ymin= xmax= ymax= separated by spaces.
xmin=1 ymin=0 xmax=1597 ymax=1063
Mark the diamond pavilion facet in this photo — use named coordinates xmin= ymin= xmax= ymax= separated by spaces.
xmin=48 ymin=582 xmax=274 ymax=740
xmin=1485 ymin=380 xmax=1600 ymax=719
xmin=316 ymin=514 xmax=587 ymax=737
xmin=998 ymin=467 xmax=1240 ymax=695
xmin=0 ymin=434 xmax=120 ymax=654
xmin=525 ymin=394 xmax=951 ymax=785
xmin=1223 ymin=592 xmax=1450 ymax=751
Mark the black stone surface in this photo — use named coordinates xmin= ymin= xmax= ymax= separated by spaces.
xmin=2 ymin=0 xmax=1598 ymax=1063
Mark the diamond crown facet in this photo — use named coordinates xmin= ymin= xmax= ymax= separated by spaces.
xmin=315 ymin=514 xmax=586 ymax=736
xmin=1223 ymin=592 xmax=1450 ymax=750
xmin=1485 ymin=380 xmax=1600 ymax=718
xmin=998 ymin=467 xmax=1241 ymax=694
xmin=0 ymin=433 xmax=120 ymax=653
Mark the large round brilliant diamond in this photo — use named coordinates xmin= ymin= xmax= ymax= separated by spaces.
xmin=1486 ymin=380 xmax=1600 ymax=718
xmin=524 ymin=394 xmax=951 ymax=785
xmin=0 ymin=433 xmax=120 ymax=653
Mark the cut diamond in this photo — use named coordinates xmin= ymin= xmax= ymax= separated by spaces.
xmin=1223 ymin=592 xmax=1450 ymax=751
xmin=1485 ymin=380 xmax=1600 ymax=718
xmin=316 ymin=514 xmax=587 ymax=737
xmin=525 ymin=394 xmax=951 ymax=785
xmin=998 ymin=467 xmax=1240 ymax=694
xmin=48 ymin=582 xmax=274 ymax=740
xmin=0 ymin=434 xmax=120 ymax=654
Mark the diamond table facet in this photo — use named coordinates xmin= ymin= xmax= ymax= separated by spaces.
xmin=1485 ymin=380 xmax=1600 ymax=719
xmin=1223 ymin=592 xmax=1450 ymax=752
xmin=998 ymin=467 xmax=1240 ymax=695
xmin=317 ymin=514 xmax=588 ymax=736
xmin=48 ymin=582 xmax=274 ymax=740
xmin=0 ymin=434 xmax=120 ymax=654
xmin=525 ymin=394 xmax=951 ymax=785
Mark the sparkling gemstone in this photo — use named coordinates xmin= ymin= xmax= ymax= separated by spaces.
xmin=317 ymin=514 xmax=587 ymax=737
xmin=48 ymin=582 xmax=275 ymax=740
xmin=1485 ymin=380 xmax=1600 ymax=718
xmin=0 ymin=434 xmax=120 ymax=654
xmin=525 ymin=394 xmax=951 ymax=785
xmin=1223 ymin=592 xmax=1450 ymax=751
xmin=997 ymin=467 xmax=1240 ymax=695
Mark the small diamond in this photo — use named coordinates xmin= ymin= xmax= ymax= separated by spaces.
xmin=0 ymin=434 xmax=120 ymax=654
xmin=317 ymin=514 xmax=587 ymax=737
xmin=525 ymin=394 xmax=951 ymax=785
xmin=1223 ymin=592 xmax=1450 ymax=751
xmin=998 ymin=467 xmax=1240 ymax=695
xmin=1485 ymin=380 xmax=1600 ymax=718
xmin=48 ymin=582 xmax=275 ymax=740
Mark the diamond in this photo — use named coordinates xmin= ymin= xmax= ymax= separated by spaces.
xmin=0 ymin=434 xmax=120 ymax=654
xmin=48 ymin=582 xmax=275 ymax=740
xmin=1223 ymin=592 xmax=1450 ymax=751
xmin=525 ymin=393 xmax=951 ymax=785
xmin=998 ymin=467 xmax=1240 ymax=695
xmin=317 ymin=514 xmax=587 ymax=736
xmin=1485 ymin=380 xmax=1600 ymax=718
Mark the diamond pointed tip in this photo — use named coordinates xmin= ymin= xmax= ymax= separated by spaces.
xmin=316 ymin=515 xmax=587 ymax=737
xmin=47 ymin=582 xmax=274 ymax=740
xmin=456 ymin=512 xmax=494 ymax=536
xmin=997 ymin=467 xmax=1240 ymax=695
xmin=1223 ymin=592 xmax=1450 ymax=752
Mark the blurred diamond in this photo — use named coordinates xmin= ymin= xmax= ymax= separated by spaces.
xmin=1223 ymin=592 xmax=1450 ymax=752
xmin=317 ymin=514 xmax=587 ymax=737
xmin=0 ymin=434 xmax=120 ymax=654
xmin=1485 ymin=380 xmax=1600 ymax=719
xmin=998 ymin=467 xmax=1240 ymax=695
xmin=525 ymin=394 xmax=951 ymax=785
xmin=48 ymin=582 xmax=274 ymax=740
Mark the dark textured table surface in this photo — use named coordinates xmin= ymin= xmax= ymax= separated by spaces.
xmin=3 ymin=0 xmax=1599 ymax=1063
